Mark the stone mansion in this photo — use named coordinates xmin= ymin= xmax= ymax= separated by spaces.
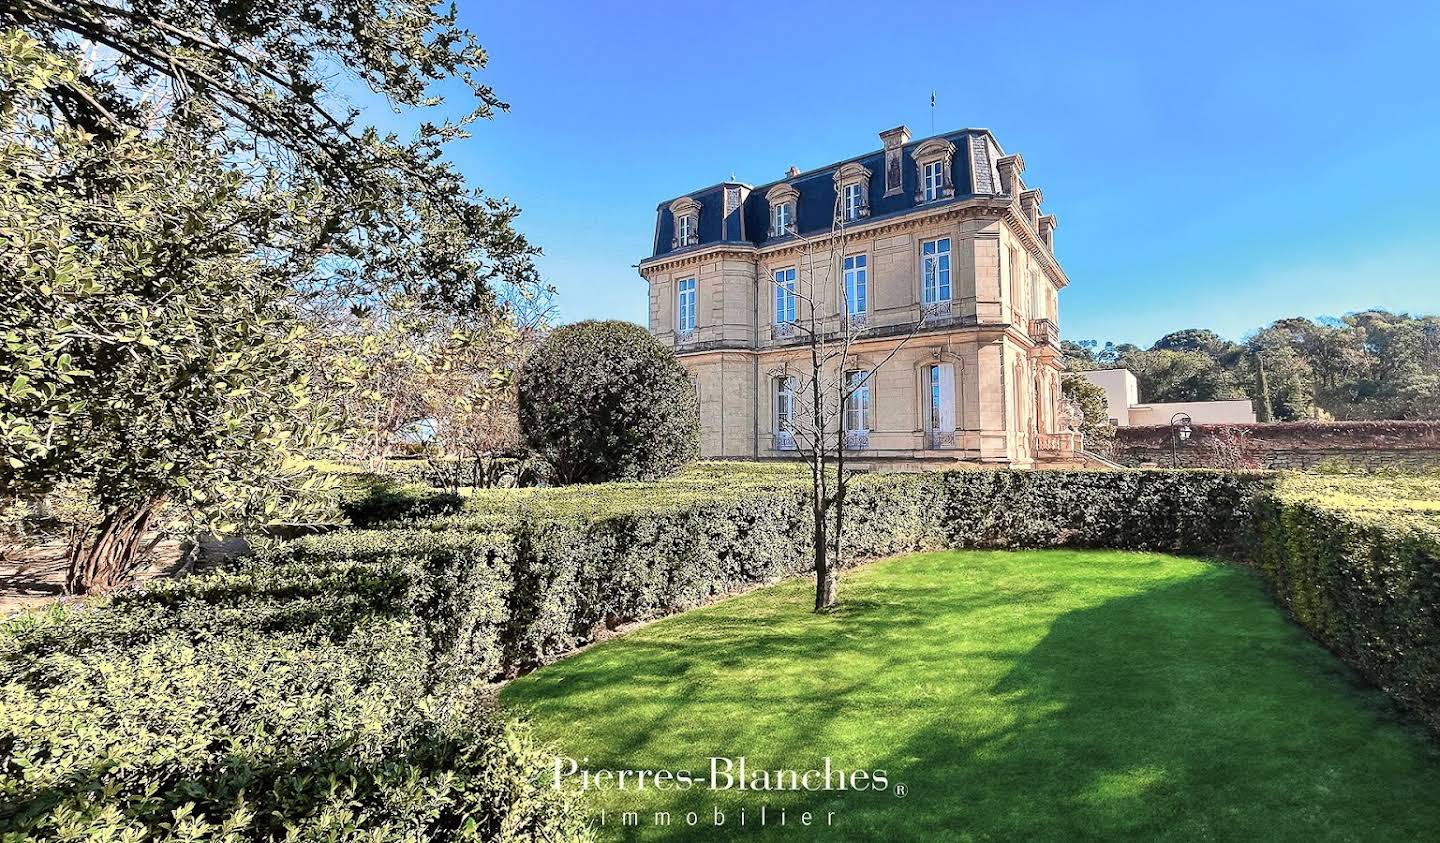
xmin=638 ymin=125 xmax=1076 ymax=467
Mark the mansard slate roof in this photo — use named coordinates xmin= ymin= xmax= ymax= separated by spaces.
xmin=648 ymin=128 xmax=1003 ymax=259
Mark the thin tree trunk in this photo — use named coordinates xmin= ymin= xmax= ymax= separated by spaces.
xmin=65 ymin=499 xmax=163 ymax=595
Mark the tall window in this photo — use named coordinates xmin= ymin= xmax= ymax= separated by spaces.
xmin=922 ymin=161 xmax=944 ymax=201
xmin=844 ymin=370 xmax=870 ymax=432
xmin=928 ymin=363 xmax=955 ymax=431
xmin=678 ymin=214 xmax=695 ymax=246
xmin=773 ymin=268 xmax=797 ymax=324
xmin=772 ymin=202 xmax=792 ymax=236
xmin=843 ymin=255 xmax=867 ymax=316
xmin=842 ymin=183 xmax=863 ymax=222
xmin=676 ymin=277 xmax=696 ymax=332
xmin=922 ymin=237 xmax=952 ymax=303
xmin=774 ymin=376 xmax=796 ymax=431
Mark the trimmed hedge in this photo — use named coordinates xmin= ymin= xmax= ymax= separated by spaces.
xmin=1253 ymin=475 xmax=1440 ymax=733
xmin=0 ymin=545 xmax=589 ymax=841
xmin=277 ymin=467 xmax=1273 ymax=679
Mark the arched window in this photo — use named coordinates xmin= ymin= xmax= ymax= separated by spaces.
xmin=911 ymin=138 xmax=956 ymax=203
xmin=766 ymin=183 xmax=799 ymax=237
xmin=832 ymin=162 xmax=872 ymax=223
xmin=669 ymin=197 xmax=701 ymax=248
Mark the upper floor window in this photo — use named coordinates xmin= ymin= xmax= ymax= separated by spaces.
xmin=842 ymin=183 xmax=863 ymax=222
xmin=843 ymin=255 xmax=867 ymax=316
xmin=766 ymin=183 xmax=799 ymax=237
xmin=669 ymin=196 xmax=701 ymax=248
xmin=912 ymin=137 xmax=956 ymax=204
xmin=833 ymin=162 xmax=872 ymax=223
xmin=922 ymin=161 xmax=944 ymax=201
xmin=773 ymin=267 xmax=797 ymax=325
xmin=844 ymin=370 xmax=871 ymax=432
xmin=921 ymin=237 xmax=952 ymax=304
xmin=773 ymin=202 xmax=791 ymax=235
xmin=676 ymin=277 xmax=697 ymax=333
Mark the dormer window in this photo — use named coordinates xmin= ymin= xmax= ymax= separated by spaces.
xmin=922 ymin=161 xmax=943 ymax=201
xmin=668 ymin=197 xmax=701 ymax=248
xmin=912 ymin=138 xmax=956 ymax=203
xmin=765 ymin=183 xmax=799 ymax=237
xmin=773 ymin=202 xmax=791 ymax=236
xmin=832 ymin=162 xmax=872 ymax=224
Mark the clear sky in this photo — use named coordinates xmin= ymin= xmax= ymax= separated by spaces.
xmin=402 ymin=1 xmax=1440 ymax=347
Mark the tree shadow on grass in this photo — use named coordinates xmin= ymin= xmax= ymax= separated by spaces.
xmin=508 ymin=558 xmax=1440 ymax=842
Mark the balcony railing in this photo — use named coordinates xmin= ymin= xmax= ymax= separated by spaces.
xmin=844 ymin=429 xmax=869 ymax=451
xmin=771 ymin=322 xmax=796 ymax=341
xmin=774 ymin=430 xmax=797 ymax=451
xmin=1034 ymin=431 xmax=1081 ymax=456
xmin=1028 ymin=318 xmax=1060 ymax=349
xmin=927 ymin=429 xmax=957 ymax=449
xmin=845 ymin=312 xmax=869 ymax=333
xmin=921 ymin=300 xmax=952 ymax=321
xmin=674 ymin=328 xmax=696 ymax=347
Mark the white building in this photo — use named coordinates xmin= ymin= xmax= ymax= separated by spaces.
xmin=1079 ymin=368 xmax=1256 ymax=427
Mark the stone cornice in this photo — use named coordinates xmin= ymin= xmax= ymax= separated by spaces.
xmin=637 ymin=242 xmax=758 ymax=275
xmin=640 ymin=199 xmax=1068 ymax=289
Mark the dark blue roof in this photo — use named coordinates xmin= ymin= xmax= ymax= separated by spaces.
xmin=650 ymin=129 xmax=995 ymax=259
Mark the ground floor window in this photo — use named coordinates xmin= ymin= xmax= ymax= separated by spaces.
xmin=774 ymin=376 xmax=796 ymax=431
xmin=844 ymin=370 xmax=871 ymax=432
xmin=928 ymin=363 xmax=955 ymax=431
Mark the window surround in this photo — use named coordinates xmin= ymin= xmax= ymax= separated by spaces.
xmin=669 ymin=197 xmax=701 ymax=248
xmin=911 ymin=138 xmax=956 ymax=203
xmin=832 ymin=162 xmax=872 ymax=223
xmin=914 ymin=352 xmax=963 ymax=447
xmin=766 ymin=183 xmax=799 ymax=237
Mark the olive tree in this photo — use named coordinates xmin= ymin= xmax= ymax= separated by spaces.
xmin=518 ymin=321 xmax=698 ymax=484
xmin=1 ymin=35 xmax=336 ymax=592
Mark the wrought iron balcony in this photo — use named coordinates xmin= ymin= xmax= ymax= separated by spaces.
xmin=771 ymin=322 xmax=796 ymax=341
xmin=921 ymin=300 xmax=952 ymax=321
xmin=674 ymin=328 xmax=696 ymax=347
xmin=927 ymin=429 xmax=957 ymax=449
xmin=844 ymin=429 xmax=869 ymax=451
xmin=845 ymin=313 xmax=869 ymax=334
xmin=773 ymin=430 xmax=797 ymax=451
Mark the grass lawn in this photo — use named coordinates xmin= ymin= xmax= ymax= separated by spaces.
xmin=502 ymin=550 xmax=1440 ymax=841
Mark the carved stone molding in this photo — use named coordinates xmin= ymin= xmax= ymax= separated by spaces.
xmin=765 ymin=183 xmax=799 ymax=236
xmin=879 ymin=125 xmax=910 ymax=197
xmin=912 ymin=137 xmax=957 ymax=202
xmin=669 ymin=196 xmax=701 ymax=248
xmin=833 ymin=162 xmax=873 ymax=221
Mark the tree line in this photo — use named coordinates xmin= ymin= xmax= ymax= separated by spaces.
xmin=1063 ymin=310 xmax=1440 ymax=422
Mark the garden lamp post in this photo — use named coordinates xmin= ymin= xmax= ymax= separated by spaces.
xmin=1169 ymin=412 xmax=1192 ymax=468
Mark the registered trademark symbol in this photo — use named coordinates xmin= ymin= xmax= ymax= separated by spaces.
xmin=894 ymin=783 xmax=908 ymax=798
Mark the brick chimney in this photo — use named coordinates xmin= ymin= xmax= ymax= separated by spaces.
xmin=879 ymin=125 xmax=911 ymax=197
xmin=996 ymin=154 xmax=1025 ymax=197
xmin=1039 ymin=214 xmax=1057 ymax=252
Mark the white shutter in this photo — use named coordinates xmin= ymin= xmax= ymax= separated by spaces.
xmin=938 ymin=363 xmax=956 ymax=431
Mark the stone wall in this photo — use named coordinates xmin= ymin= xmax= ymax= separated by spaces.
xmin=1110 ymin=421 xmax=1440 ymax=471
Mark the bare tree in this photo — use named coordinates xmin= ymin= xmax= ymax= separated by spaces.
xmin=771 ymin=201 xmax=927 ymax=611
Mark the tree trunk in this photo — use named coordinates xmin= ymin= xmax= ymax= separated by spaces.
xmin=813 ymin=492 xmax=836 ymax=611
xmin=65 ymin=500 xmax=162 ymax=595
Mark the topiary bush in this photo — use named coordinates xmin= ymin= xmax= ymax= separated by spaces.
xmin=518 ymin=320 xmax=698 ymax=484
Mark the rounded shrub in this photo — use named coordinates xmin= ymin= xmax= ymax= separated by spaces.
xmin=518 ymin=320 xmax=699 ymax=483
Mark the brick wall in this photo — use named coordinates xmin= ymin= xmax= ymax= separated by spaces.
xmin=1111 ymin=421 xmax=1440 ymax=471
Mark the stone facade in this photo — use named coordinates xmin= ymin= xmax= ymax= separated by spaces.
xmin=639 ymin=126 xmax=1074 ymax=467
xmin=1111 ymin=421 xmax=1440 ymax=470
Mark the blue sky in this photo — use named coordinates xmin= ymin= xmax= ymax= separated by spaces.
xmin=402 ymin=1 xmax=1439 ymax=346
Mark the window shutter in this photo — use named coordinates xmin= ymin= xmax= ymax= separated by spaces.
xmin=938 ymin=363 xmax=956 ymax=431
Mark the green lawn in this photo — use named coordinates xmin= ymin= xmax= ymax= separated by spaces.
xmin=502 ymin=550 xmax=1440 ymax=841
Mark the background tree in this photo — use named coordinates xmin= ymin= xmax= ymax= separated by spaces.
xmin=1061 ymin=373 xmax=1115 ymax=451
xmin=518 ymin=321 xmax=698 ymax=485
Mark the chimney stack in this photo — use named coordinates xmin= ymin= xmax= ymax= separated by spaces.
xmin=878 ymin=125 xmax=911 ymax=197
